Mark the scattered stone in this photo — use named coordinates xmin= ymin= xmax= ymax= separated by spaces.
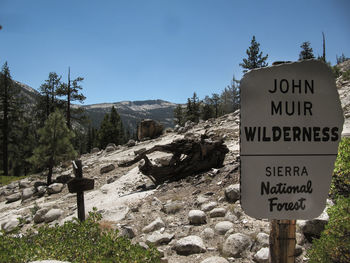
xmin=295 ymin=244 xmax=303 ymax=257
xmin=223 ymin=233 xmax=252 ymax=257
xmin=91 ymin=147 xmax=100 ymax=154
xmin=155 ymin=156 xmax=172 ymax=166
xmin=134 ymin=148 xmax=146 ymax=156
xmin=173 ymin=235 xmax=206 ymax=255
xmin=215 ymin=221 xmax=234 ymax=235
xmin=162 ymin=201 xmax=182 ymax=214
xmin=209 ymin=207 xmax=226 ymax=218
xmin=225 ymin=211 xmax=238 ymax=223
xmin=44 ymin=208 xmax=63 ymax=223
xmin=120 ymin=226 xmax=136 ymax=239
xmin=253 ymin=247 xmax=269 ymax=263
xmin=298 ymin=211 xmax=329 ymax=241
xmin=6 ymin=182 xmax=17 ymax=190
xmin=106 ymin=143 xmax=117 ymax=148
xmin=107 ymin=175 xmax=118 ymax=184
xmin=22 ymin=187 xmax=37 ymax=201
xmin=225 ymin=184 xmax=240 ymax=203
xmin=47 ymin=183 xmax=64 ymax=194
xmin=142 ymin=217 xmax=165 ymax=233
xmin=202 ymin=227 xmax=215 ymax=239
xmin=34 ymin=208 xmax=50 ymax=224
xmin=196 ymin=195 xmax=209 ymax=205
xmin=254 ymin=233 xmax=269 ymax=250
xmin=18 ymin=180 xmax=31 ymax=189
xmin=6 ymin=192 xmax=21 ymax=203
xmin=100 ymin=164 xmax=115 ymax=174
xmin=188 ymin=210 xmax=207 ymax=225
xmin=201 ymin=201 xmax=217 ymax=212
xmin=126 ymin=139 xmax=136 ymax=147
xmin=105 ymin=145 xmax=115 ymax=153
xmin=34 ymin=181 xmax=47 ymax=189
xmin=36 ymin=186 xmax=47 ymax=197
xmin=201 ymin=256 xmax=229 ymax=263
xmin=146 ymin=231 xmax=174 ymax=245
xmin=1 ymin=217 xmax=20 ymax=233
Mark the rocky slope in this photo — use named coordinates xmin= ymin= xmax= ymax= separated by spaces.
xmin=1 ymin=61 xmax=349 ymax=263
xmin=0 ymin=110 xmax=329 ymax=263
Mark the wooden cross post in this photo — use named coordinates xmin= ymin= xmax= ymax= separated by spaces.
xmin=270 ymin=219 xmax=296 ymax=263
xmin=68 ymin=160 xmax=94 ymax=222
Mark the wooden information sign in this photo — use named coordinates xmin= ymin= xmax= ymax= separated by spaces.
xmin=68 ymin=160 xmax=94 ymax=221
xmin=240 ymin=60 xmax=344 ymax=262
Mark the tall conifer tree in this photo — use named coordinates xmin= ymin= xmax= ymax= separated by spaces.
xmin=240 ymin=36 xmax=268 ymax=73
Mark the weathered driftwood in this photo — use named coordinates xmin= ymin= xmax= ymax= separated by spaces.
xmin=120 ymin=135 xmax=229 ymax=184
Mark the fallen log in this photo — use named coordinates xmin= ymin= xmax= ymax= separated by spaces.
xmin=120 ymin=134 xmax=229 ymax=184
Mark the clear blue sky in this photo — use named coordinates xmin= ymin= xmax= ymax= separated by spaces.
xmin=1 ymin=0 xmax=349 ymax=104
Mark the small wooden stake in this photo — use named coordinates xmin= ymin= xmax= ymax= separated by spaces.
xmin=73 ymin=160 xmax=85 ymax=222
xmin=270 ymin=219 xmax=296 ymax=263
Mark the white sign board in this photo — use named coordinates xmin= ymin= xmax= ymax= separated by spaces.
xmin=240 ymin=60 xmax=344 ymax=219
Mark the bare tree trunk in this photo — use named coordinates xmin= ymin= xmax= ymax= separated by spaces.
xmin=67 ymin=67 xmax=71 ymax=129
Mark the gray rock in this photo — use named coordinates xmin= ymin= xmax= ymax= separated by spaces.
xmin=142 ymin=217 xmax=165 ymax=233
xmin=254 ymin=233 xmax=269 ymax=250
xmin=215 ymin=221 xmax=234 ymax=235
xmin=173 ymin=235 xmax=206 ymax=255
xmin=36 ymin=186 xmax=47 ymax=197
xmin=1 ymin=217 xmax=20 ymax=233
xmin=126 ymin=139 xmax=136 ymax=147
xmin=22 ymin=187 xmax=37 ymax=201
xmin=202 ymin=227 xmax=215 ymax=239
xmin=162 ymin=201 xmax=182 ymax=214
xmin=154 ymin=156 xmax=172 ymax=166
xmin=18 ymin=180 xmax=31 ymax=189
xmin=188 ymin=210 xmax=207 ymax=225
xmin=47 ymin=183 xmax=64 ymax=194
xmin=34 ymin=208 xmax=50 ymax=224
xmin=100 ymin=164 xmax=115 ymax=174
xmin=146 ymin=231 xmax=174 ymax=246
xmin=298 ymin=211 xmax=329 ymax=241
xmin=253 ymin=247 xmax=269 ymax=263
xmin=196 ymin=195 xmax=209 ymax=205
xmin=120 ymin=226 xmax=136 ymax=239
xmin=225 ymin=184 xmax=240 ymax=203
xmin=91 ymin=147 xmax=100 ymax=154
xmin=105 ymin=145 xmax=115 ymax=153
xmin=6 ymin=182 xmax=17 ymax=190
xmin=209 ymin=207 xmax=226 ymax=218
xmin=223 ymin=233 xmax=252 ymax=257
xmin=106 ymin=143 xmax=117 ymax=148
xmin=201 ymin=256 xmax=229 ymax=263
xmin=44 ymin=208 xmax=63 ymax=223
xmin=201 ymin=201 xmax=217 ymax=212
xmin=295 ymin=244 xmax=303 ymax=257
xmin=6 ymin=192 xmax=21 ymax=203
xmin=225 ymin=211 xmax=238 ymax=222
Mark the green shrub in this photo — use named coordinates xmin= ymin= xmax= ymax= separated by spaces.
xmin=0 ymin=208 xmax=161 ymax=263
xmin=330 ymin=137 xmax=350 ymax=199
xmin=332 ymin=65 xmax=341 ymax=79
xmin=0 ymin=175 xmax=26 ymax=186
xmin=307 ymin=197 xmax=350 ymax=263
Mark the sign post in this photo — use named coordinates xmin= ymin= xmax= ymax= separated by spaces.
xmin=240 ymin=60 xmax=344 ymax=262
xmin=68 ymin=160 xmax=94 ymax=221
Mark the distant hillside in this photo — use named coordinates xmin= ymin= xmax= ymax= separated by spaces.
xmin=14 ymin=81 xmax=177 ymax=132
xmin=82 ymin=100 xmax=177 ymax=132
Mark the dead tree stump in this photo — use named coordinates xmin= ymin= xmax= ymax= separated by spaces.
xmin=120 ymin=134 xmax=229 ymax=184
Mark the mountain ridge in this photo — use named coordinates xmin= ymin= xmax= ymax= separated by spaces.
xmin=14 ymin=81 xmax=178 ymax=131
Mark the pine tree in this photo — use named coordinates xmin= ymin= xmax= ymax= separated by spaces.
xmin=299 ymin=41 xmax=315 ymax=60
xmin=97 ymin=106 xmax=125 ymax=149
xmin=39 ymin=72 xmax=62 ymax=120
xmin=221 ymin=76 xmax=240 ymax=114
xmin=186 ymin=92 xmax=200 ymax=123
xmin=240 ymin=36 xmax=268 ymax=73
xmin=211 ymin=93 xmax=221 ymax=118
xmin=201 ymin=96 xmax=214 ymax=121
xmin=173 ymin=105 xmax=185 ymax=126
xmin=29 ymin=109 xmax=77 ymax=185
xmin=56 ymin=67 xmax=86 ymax=129
xmin=0 ymin=62 xmax=23 ymax=177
